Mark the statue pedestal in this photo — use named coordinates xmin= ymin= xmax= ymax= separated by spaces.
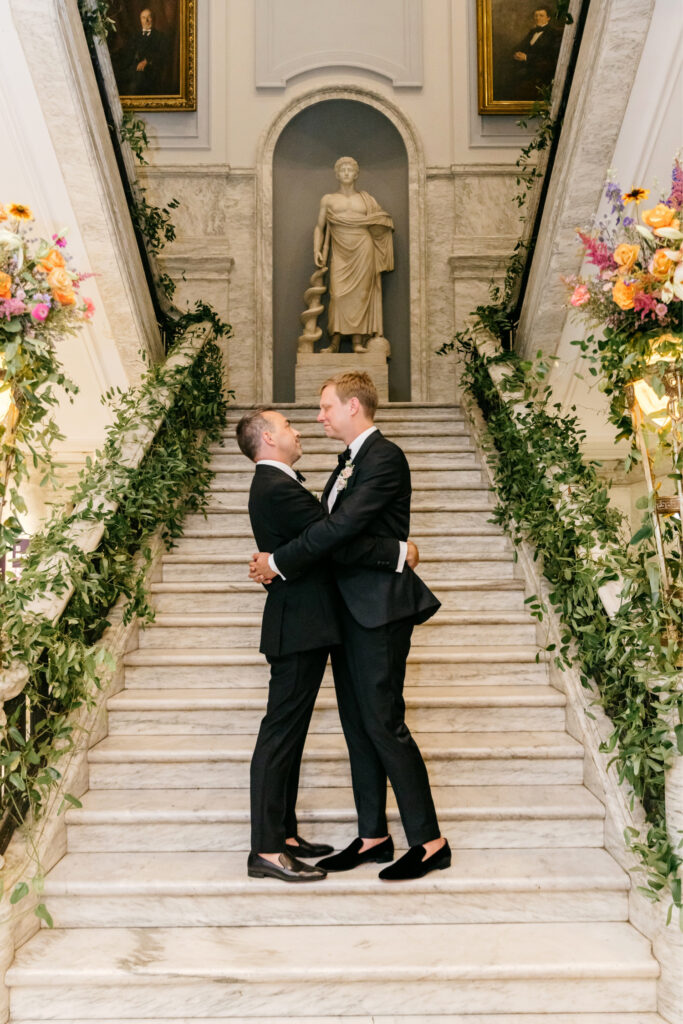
xmin=294 ymin=352 xmax=389 ymax=403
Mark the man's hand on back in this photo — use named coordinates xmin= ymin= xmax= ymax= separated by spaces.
xmin=406 ymin=540 xmax=419 ymax=569
xmin=249 ymin=551 xmax=276 ymax=583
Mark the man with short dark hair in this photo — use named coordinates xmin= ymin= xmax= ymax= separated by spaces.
xmin=511 ymin=6 xmax=561 ymax=101
xmin=237 ymin=406 xmax=408 ymax=882
xmin=250 ymin=372 xmax=450 ymax=881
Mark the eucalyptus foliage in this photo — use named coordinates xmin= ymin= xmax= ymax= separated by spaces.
xmin=0 ymin=336 xmax=229 ymax=918
xmin=460 ymin=337 xmax=683 ymax=916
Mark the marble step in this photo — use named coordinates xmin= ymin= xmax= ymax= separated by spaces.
xmin=160 ymin=553 xmax=517 ymax=582
xmin=225 ymin=403 xmax=465 ymax=421
xmin=85 ymin=732 xmax=584 ymax=790
xmin=43 ymin=848 xmax=628 ymax=928
xmin=123 ymin=644 xmax=549 ymax=688
xmin=106 ymin=684 xmax=565 ymax=735
xmin=12 ymin=1017 xmax=668 ymax=1024
xmin=210 ymin=467 xmax=485 ymax=488
xmin=211 ymin=452 xmax=480 ymax=471
xmin=150 ymin=579 xmax=528 ymax=614
xmin=224 ymin=419 xmax=473 ymax=437
xmin=181 ymin=507 xmax=502 ymax=533
xmin=65 ymin=784 xmax=603 ymax=852
xmin=171 ymin=531 xmax=511 ymax=559
xmin=214 ymin=434 xmax=475 ymax=453
xmin=206 ymin=485 xmax=495 ymax=509
xmin=136 ymin=614 xmax=537 ymax=650
xmin=7 ymin=922 xmax=658 ymax=1019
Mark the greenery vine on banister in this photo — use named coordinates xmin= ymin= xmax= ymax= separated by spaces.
xmin=460 ymin=340 xmax=683 ymax=917
xmin=0 ymin=334 xmax=229 ymax=922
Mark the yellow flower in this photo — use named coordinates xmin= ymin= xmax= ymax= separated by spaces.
xmin=48 ymin=267 xmax=76 ymax=306
xmin=612 ymin=278 xmax=637 ymax=310
xmin=614 ymin=243 xmax=639 ymax=273
xmin=642 ymin=204 xmax=679 ymax=231
xmin=622 ymin=187 xmax=649 ymax=204
xmin=8 ymin=203 xmax=33 ymax=220
xmin=0 ymin=205 xmax=7 ymax=223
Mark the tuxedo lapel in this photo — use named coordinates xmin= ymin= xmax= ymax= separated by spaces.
xmin=336 ymin=430 xmax=383 ymax=504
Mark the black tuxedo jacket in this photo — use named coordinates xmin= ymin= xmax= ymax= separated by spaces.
xmin=249 ymin=464 xmax=400 ymax=657
xmin=125 ymin=29 xmax=166 ymax=94
xmin=272 ymin=431 xmax=441 ymax=629
xmin=515 ymin=25 xmax=560 ymax=79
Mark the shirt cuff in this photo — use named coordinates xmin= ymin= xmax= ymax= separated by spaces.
xmin=396 ymin=540 xmax=408 ymax=573
xmin=268 ymin=553 xmax=285 ymax=580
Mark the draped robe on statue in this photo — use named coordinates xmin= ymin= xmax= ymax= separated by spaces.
xmin=326 ymin=192 xmax=394 ymax=336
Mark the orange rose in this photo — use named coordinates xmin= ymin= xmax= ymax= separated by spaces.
xmin=39 ymin=247 xmax=66 ymax=273
xmin=48 ymin=267 xmax=76 ymax=306
xmin=0 ymin=271 xmax=11 ymax=299
xmin=612 ymin=278 xmax=637 ymax=310
xmin=642 ymin=204 xmax=680 ymax=231
xmin=613 ymin=244 xmax=639 ymax=273
xmin=649 ymin=249 xmax=675 ymax=281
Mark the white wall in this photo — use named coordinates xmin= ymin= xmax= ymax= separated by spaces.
xmin=144 ymin=0 xmax=529 ymax=169
xmin=0 ymin=0 xmax=120 ymax=453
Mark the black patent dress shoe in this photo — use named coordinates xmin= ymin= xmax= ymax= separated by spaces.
xmin=285 ymin=834 xmax=334 ymax=858
xmin=316 ymin=835 xmax=394 ymax=872
xmin=247 ymin=850 xmax=327 ymax=882
xmin=378 ymin=839 xmax=451 ymax=881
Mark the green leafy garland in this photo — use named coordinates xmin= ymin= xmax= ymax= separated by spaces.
xmin=459 ymin=336 xmax=682 ymax=916
xmin=1 ymin=336 xmax=228 ymax=922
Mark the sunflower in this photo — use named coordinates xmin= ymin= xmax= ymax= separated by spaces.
xmin=8 ymin=203 xmax=33 ymax=220
xmin=622 ymin=188 xmax=650 ymax=205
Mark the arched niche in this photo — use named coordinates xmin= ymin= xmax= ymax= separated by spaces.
xmin=256 ymin=86 xmax=427 ymax=403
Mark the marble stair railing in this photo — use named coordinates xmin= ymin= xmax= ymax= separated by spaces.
xmin=463 ymin=332 xmax=683 ymax=1024
xmin=0 ymin=323 xmax=215 ymax=1024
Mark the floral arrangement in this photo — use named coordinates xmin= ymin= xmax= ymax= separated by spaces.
xmin=0 ymin=203 xmax=94 ymax=342
xmin=568 ymin=160 xmax=682 ymax=332
xmin=1 ymin=204 xmax=94 ymax=556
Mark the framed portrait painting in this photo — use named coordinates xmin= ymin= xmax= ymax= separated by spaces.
xmin=107 ymin=0 xmax=197 ymax=111
xmin=477 ymin=0 xmax=565 ymax=115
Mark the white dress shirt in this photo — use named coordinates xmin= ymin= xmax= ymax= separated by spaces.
xmin=264 ymin=430 xmax=407 ymax=578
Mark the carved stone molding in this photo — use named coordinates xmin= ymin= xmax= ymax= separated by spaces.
xmin=255 ymin=85 xmax=428 ymax=402
xmin=449 ymin=236 xmax=517 ymax=280
xmin=254 ymin=0 xmax=423 ymax=88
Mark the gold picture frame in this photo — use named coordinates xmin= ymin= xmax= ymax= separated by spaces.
xmin=109 ymin=0 xmax=196 ymax=112
xmin=477 ymin=0 xmax=564 ymax=116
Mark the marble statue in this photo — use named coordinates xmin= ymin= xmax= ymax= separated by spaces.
xmin=314 ymin=157 xmax=394 ymax=354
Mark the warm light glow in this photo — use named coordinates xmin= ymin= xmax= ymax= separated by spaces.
xmin=632 ymin=377 xmax=671 ymax=427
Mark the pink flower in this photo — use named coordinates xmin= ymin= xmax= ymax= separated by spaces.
xmin=656 ymin=303 xmax=669 ymax=317
xmin=570 ymin=284 xmax=590 ymax=307
xmin=30 ymin=303 xmax=50 ymax=322
xmin=52 ymin=233 xmax=67 ymax=249
xmin=82 ymin=297 xmax=95 ymax=320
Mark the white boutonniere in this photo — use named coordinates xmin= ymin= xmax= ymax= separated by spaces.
xmin=336 ymin=460 xmax=355 ymax=493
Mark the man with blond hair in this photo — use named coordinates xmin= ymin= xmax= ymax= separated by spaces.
xmin=251 ymin=372 xmax=450 ymax=881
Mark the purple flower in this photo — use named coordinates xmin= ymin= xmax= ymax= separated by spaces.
xmin=52 ymin=233 xmax=67 ymax=249
xmin=604 ymin=181 xmax=625 ymax=215
xmin=623 ymin=217 xmax=634 ymax=227
xmin=667 ymin=158 xmax=683 ymax=210
xmin=30 ymin=303 xmax=50 ymax=322
xmin=0 ymin=297 xmax=27 ymax=319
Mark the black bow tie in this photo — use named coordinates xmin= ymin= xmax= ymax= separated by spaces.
xmin=337 ymin=447 xmax=352 ymax=469
xmin=295 ymin=469 xmax=306 ymax=483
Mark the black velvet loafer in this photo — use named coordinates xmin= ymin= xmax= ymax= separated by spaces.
xmin=316 ymin=836 xmax=394 ymax=872
xmin=285 ymin=834 xmax=335 ymax=858
xmin=378 ymin=840 xmax=451 ymax=881
xmin=247 ymin=850 xmax=327 ymax=882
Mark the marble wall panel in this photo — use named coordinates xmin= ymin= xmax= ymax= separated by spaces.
xmin=141 ymin=162 xmax=523 ymax=405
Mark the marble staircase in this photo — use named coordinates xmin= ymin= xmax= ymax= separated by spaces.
xmin=6 ymin=403 xmax=666 ymax=1022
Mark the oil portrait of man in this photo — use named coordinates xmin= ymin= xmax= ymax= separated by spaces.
xmin=477 ymin=0 xmax=565 ymax=115
xmin=107 ymin=0 xmax=196 ymax=111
